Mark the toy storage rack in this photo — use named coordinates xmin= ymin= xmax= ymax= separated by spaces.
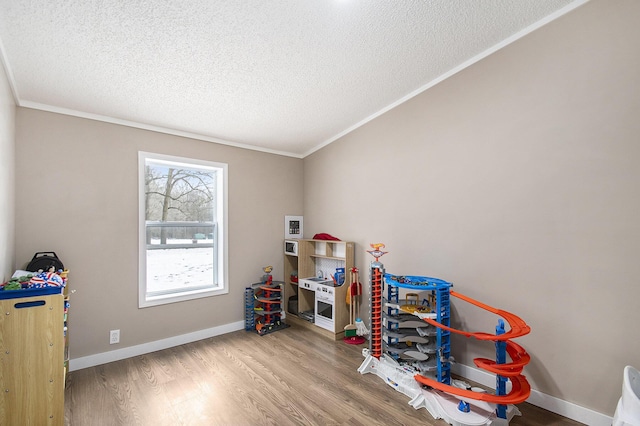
xmin=245 ymin=281 xmax=290 ymax=336
xmin=381 ymin=273 xmax=452 ymax=383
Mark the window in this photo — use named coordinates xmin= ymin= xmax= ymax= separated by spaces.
xmin=138 ymin=152 xmax=228 ymax=307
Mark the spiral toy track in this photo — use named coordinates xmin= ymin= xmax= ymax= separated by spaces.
xmin=414 ymin=290 xmax=531 ymax=405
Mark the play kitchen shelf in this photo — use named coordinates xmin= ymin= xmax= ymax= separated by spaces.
xmin=284 ymin=239 xmax=354 ymax=340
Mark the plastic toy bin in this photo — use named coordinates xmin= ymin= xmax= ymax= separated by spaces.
xmin=0 ymin=286 xmax=62 ymax=300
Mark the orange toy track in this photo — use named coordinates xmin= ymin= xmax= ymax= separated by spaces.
xmin=415 ymin=290 xmax=532 ymax=405
xmin=474 ymin=340 xmax=530 ymax=377
xmin=414 ymin=373 xmax=531 ymax=405
xmin=420 ymin=290 xmax=531 ymax=341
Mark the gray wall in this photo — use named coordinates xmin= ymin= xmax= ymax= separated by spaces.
xmin=14 ymin=109 xmax=303 ymax=358
xmin=303 ymin=0 xmax=639 ymax=416
xmin=0 ymin=61 xmax=15 ymax=282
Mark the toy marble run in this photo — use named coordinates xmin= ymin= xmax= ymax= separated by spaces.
xmin=358 ymin=244 xmax=531 ymax=426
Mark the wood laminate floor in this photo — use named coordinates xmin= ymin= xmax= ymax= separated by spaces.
xmin=64 ymin=325 xmax=583 ymax=426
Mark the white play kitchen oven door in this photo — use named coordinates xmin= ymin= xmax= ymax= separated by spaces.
xmin=314 ymin=284 xmax=335 ymax=331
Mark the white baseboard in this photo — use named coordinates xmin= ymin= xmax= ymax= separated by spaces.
xmin=451 ymin=363 xmax=612 ymax=426
xmin=69 ymin=320 xmax=245 ymax=372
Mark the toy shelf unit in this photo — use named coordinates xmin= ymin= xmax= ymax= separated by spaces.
xmin=283 ymin=239 xmax=354 ymax=340
xmin=0 ymin=278 xmax=70 ymax=426
xmin=365 ymin=268 xmax=453 ymax=385
xmin=245 ymin=280 xmax=289 ymax=336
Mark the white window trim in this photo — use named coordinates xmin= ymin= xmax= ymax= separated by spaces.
xmin=138 ymin=151 xmax=229 ymax=308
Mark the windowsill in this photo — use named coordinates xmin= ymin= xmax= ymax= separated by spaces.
xmin=139 ymin=286 xmax=228 ymax=308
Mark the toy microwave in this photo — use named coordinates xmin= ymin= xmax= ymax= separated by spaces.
xmin=284 ymin=240 xmax=298 ymax=256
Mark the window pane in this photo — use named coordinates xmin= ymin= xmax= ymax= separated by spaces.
xmin=145 ymin=223 xmax=215 ymax=294
xmin=139 ymin=152 xmax=227 ymax=307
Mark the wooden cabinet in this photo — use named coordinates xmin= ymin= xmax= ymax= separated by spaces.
xmin=284 ymin=239 xmax=354 ymax=340
xmin=0 ymin=292 xmax=66 ymax=425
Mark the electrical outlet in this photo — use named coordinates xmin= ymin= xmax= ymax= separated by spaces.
xmin=109 ymin=329 xmax=120 ymax=344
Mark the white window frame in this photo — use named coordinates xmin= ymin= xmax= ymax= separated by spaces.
xmin=138 ymin=151 xmax=228 ymax=308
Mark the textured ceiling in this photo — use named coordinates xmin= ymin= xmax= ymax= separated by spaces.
xmin=0 ymin=0 xmax=585 ymax=157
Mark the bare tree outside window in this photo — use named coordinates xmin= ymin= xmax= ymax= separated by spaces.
xmin=146 ymin=166 xmax=215 ymax=242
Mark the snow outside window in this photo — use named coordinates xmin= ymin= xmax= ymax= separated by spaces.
xmin=138 ymin=152 xmax=228 ymax=308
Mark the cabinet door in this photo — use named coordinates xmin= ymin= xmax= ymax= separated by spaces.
xmin=0 ymin=294 xmax=65 ymax=426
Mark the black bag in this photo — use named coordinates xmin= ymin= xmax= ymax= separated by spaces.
xmin=26 ymin=252 xmax=65 ymax=272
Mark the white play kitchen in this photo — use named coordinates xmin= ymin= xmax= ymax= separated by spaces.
xmin=283 ymin=239 xmax=354 ymax=340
